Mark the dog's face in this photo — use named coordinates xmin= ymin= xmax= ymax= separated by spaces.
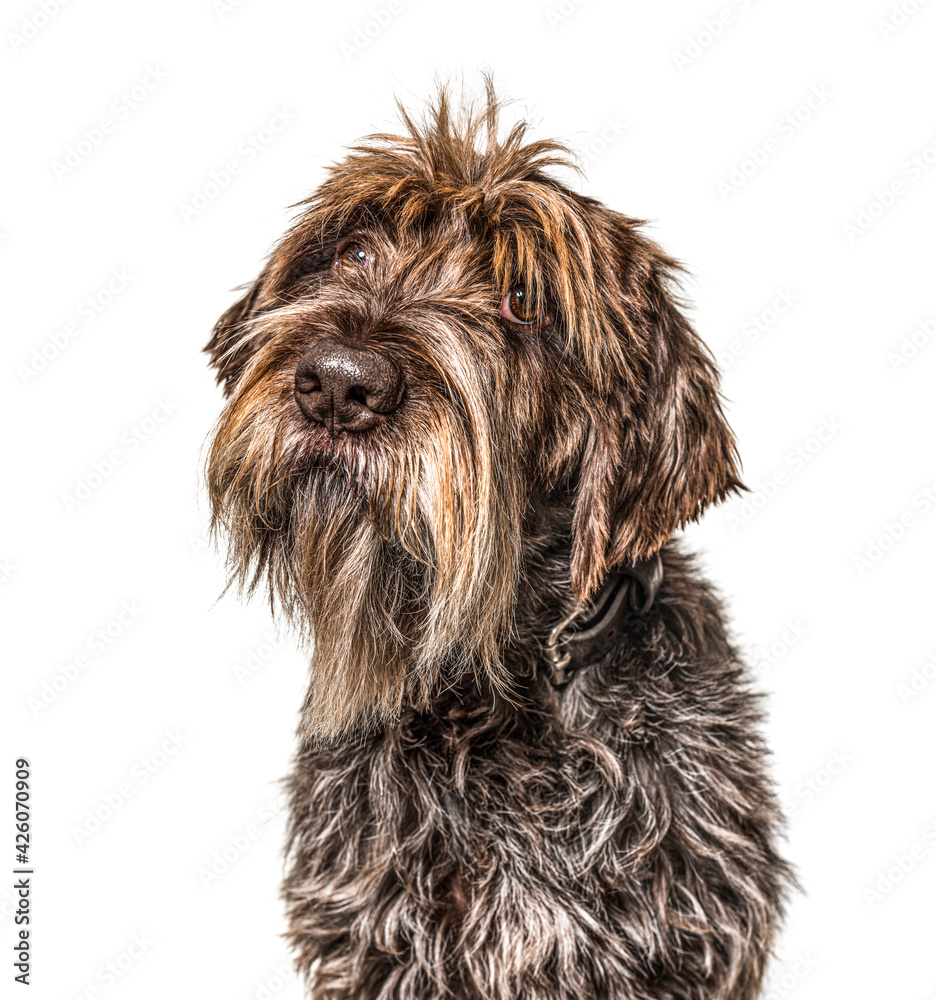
xmin=206 ymin=89 xmax=741 ymax=738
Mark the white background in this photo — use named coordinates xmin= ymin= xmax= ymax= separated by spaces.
xmin=3 ymin=1 xmax=935 ymax=998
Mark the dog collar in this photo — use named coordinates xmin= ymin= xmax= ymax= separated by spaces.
xmin=544 ymin=552 xmax=664 ymax=687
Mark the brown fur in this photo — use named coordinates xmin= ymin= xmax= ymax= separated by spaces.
xmin=205 ymin=82 xmax=792 ymax=999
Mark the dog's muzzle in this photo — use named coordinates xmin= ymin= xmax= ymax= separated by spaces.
xmin=294 ymin=340 xmax=404 ymax=433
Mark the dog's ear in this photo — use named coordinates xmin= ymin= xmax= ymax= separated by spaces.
xmin=569 ymin=221 xmax=743 ymax=600
xmin=205 ymin=270 xmax=270 ymax=395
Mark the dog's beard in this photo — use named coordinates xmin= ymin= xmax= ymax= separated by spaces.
xmin=205 ymin=321 xmax=523 ymax=740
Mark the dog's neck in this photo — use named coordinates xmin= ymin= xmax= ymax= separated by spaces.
xmin=542 ymin=553 xmax=664 ymax=687
xmin=506 ymin=495 xmax=664 ymax=688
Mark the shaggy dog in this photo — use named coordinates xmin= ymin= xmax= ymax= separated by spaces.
xmin=205 ymin=84 xmax=792 ymax=1000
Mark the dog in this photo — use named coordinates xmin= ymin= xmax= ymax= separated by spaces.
xmin=205 ymin=83 xmax=793 ymax=1000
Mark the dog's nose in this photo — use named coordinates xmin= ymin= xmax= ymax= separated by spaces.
xmin=294 ymin=340 xmax=404 ymax=433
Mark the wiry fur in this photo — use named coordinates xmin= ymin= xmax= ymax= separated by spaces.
xmin=205 ymin=82 xmax=792 ymax=999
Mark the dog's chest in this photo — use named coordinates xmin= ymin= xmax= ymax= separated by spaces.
xmin=302 ymin=699 xmax=637 ymax=909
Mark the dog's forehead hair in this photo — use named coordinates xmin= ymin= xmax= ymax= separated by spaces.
xmin=228 ymin=87 xmax=690 ymax=395
xmin=293 ymin=169 xmax=594 ymax=310
xmin=273 ymin=97 xmax=631 ymax=350
xmin=338 ymin=218 xmax=493 ymax=290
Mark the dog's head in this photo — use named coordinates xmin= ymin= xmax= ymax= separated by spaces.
xmin=206 ymin=84 xmax=741 ymax=738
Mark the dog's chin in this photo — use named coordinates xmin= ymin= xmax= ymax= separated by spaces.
xmin=290 ymin=469 xmax=524 ymax=740
xmin=289 ymin=406 xmax=405 ymax=485
xmin=289 ymin=412 xmax=367 ymax=458
xmin=209 ymin=385 xmax=522 ymax=739
xmin=206 ymin=456 xmax=467 ymax=741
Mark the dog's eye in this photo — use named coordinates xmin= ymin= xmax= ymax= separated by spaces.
xmin=336 ymin=241 xmax=373 ymax=270
xmin=500 ymin=287 xmax=546 ymax=326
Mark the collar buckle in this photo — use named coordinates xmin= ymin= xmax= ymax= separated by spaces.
xmin=544 ymin=607 xmax=584 ymax=686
